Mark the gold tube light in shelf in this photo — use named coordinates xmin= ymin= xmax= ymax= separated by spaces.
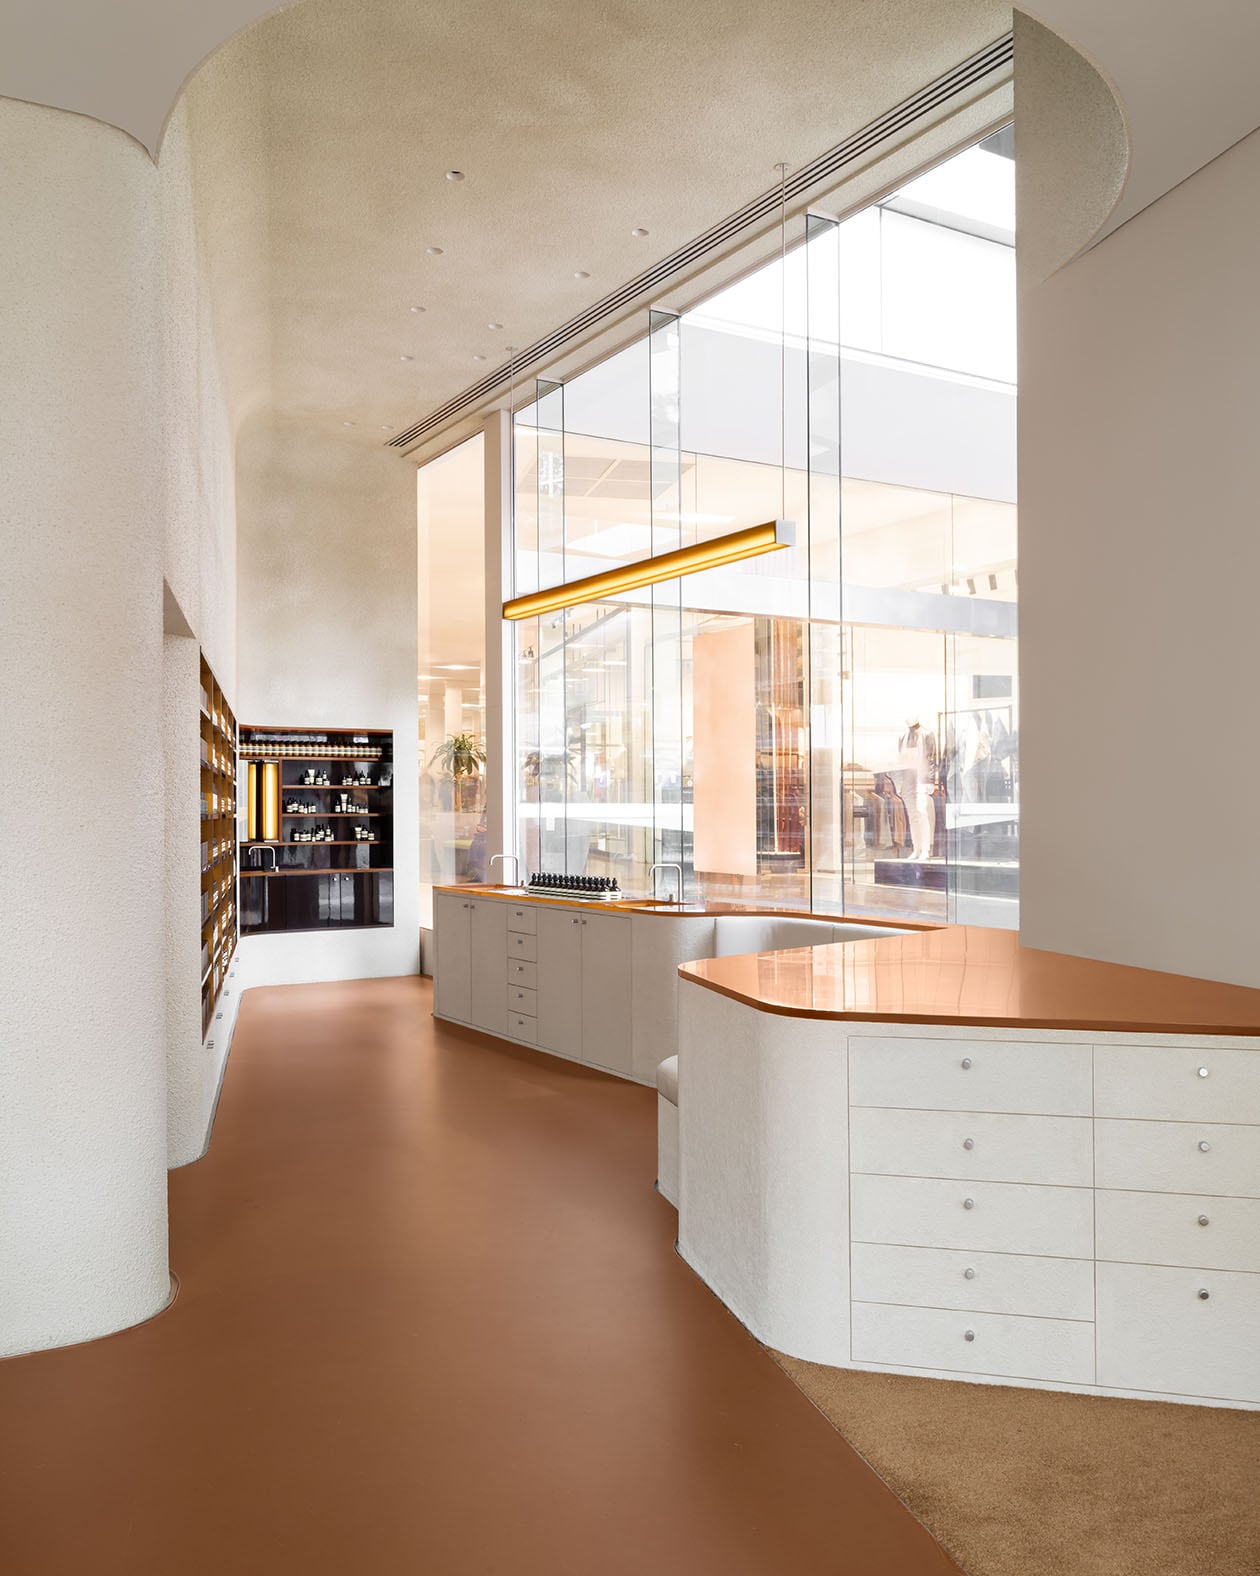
xmin=247 ymin=763 xmax=258 ymax=842
xmin=501 ymin=519 xmax=796 ymax=621
xmin=261 ymin=761 xmax=280 ymax=842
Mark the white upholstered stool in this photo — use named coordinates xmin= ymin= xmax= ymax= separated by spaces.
xmin=656 ymin=1055 xmax=679 ymax=1207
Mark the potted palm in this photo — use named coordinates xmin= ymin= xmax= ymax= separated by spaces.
xmin=431 ymin=733 xmax=488 ymax=811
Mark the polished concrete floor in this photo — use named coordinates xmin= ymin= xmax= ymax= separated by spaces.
xmin=0 ymin=976 xmax=958 ymax=1574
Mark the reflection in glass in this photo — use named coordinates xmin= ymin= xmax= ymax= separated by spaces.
xmin=507 ymin=131 xmax=1018 ymax=924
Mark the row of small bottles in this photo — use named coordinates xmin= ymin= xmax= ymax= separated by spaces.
xmin=241 ymin=743 xmax=383 ymax=760
xmin=290 ymin=825 xmax=378 ymax=843
xmin=527 ymin=872 xmax=620 ymax=893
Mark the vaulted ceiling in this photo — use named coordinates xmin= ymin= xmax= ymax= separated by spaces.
xmin=4 ymin=1 xmax=1258 ymax=452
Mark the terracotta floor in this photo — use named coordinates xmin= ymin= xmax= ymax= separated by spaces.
xmin=0 ymin=976 xmax=958 ymax=1575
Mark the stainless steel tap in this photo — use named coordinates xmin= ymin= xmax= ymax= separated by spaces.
xmin=250 ymin=843 xmax=278 ymax=871
xmin=489 ymin=853 xmax=521 ymax=886
xmin=648 ymin=862 xmax=683 ymax=902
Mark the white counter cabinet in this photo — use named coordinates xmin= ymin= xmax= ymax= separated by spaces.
xmin=676 ymin=982 xmax=1260 ymax=1410
xmin=432 ymin=889 xmax=908 ymax=1085
xmin=433 ymin=892 xmax=506 ymax=1036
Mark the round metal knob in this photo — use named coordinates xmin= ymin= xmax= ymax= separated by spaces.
xmin=961 ymin=1057 xmax=973 ymax=1070
xmin=1199 ymin=1140 xmax=1211 ymax=1153
xmin=963 ymin=1267 xmax=976 ymax=1280
xmin=963 ymin=1197 xmax=975 ymax=1210
xmin=963 ymin=1137 xmax=975 ymax=1151
xmin=1198 ymin=1214 xmax=1210 ymax=1226
xmin=1198 ymin=1288 xmax=1210 ymax=1301
xmin=1198 ymin=1066 xmax=1210 ymax=1078
xmin=964 ymin=1329 xmax=976 ymax=1342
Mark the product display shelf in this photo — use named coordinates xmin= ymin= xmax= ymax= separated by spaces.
xmin=200 ymin=654 xmax=238 ymax=1035
xmin=239 ymin=725 xmax=394 ymax=933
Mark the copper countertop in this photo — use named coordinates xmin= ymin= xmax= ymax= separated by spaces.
xmin=679 ymin=926 xmax=1260 ymax=1038
xmin=436 ymin=884 xmax=931 ymax=927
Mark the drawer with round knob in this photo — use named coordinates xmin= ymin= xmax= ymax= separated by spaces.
xmin=851 ymin=1242 xmax=1094 ymax=1320
xmin=505 ymin=959 xmax=538 ymax=990
xmin=506 ymin=905 xmax=537 ymax=936
xmin=507 ymin=984 xmax=537 ymax=1018
xmin=848 ymin=1037 xmax=1091 ymax=1116
xmin=1096 ymin=1119 xmax=1260 ymax=1198
xmin=851 ymin=1173 xmax=1094 ymax=1258
xmin=1096 ymin=1189 xmax=1260 ymax=1273
xmin=508 ymin=930 xmax=538 ymax=963
xmin=850 ymin=1107 xmax=1092 ymax=1187
xmin=1096 ymin=1261 xmax=1260 ymax=1403
xmin=508 ymin=1012 xmax=538 ymax=1045
xmin=851 ymin=1301 xmax=1094 ymax=1384
xmin=1095 ymin=1044 xmax=1260 ymax=1125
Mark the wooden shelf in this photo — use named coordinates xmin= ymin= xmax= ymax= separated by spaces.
xmin=273 ymin=840 xmax=385 ymax=847
xmin=241 ymin=868 xmax=393 ymax=877
xmin=280 ymin=811 xmax=383 ymax=817
xmin=201 ymin=653 xmax=239 ymax=1037
xmin=278 ymin=783 xmax=387 ymax=791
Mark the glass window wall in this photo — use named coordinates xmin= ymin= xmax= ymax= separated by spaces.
xmin=417 ymin=434 xmax=486 ymax=925
xmin=508 ymin=130 xmax=1017 ymax=925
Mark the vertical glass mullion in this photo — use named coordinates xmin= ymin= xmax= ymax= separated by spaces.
xmin=805 ymin=212 xmax=841 ymax=914
xmin=648 ymin=310 xmax=684 ymax=895
xmin=534 ymin=378 xmax=568 ymax=874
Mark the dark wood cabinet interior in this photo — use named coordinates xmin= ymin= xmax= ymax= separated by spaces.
xmin=239 ymin=726 xmax=394 ymax=934
xmin=201 ymin=656 xmax=238 ymax=1033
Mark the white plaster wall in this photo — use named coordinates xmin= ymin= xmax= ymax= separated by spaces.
xmin=157 ymin=102 xmax=246 ymax=1166
xmin=1018 ymin=122 xmax=1260 ymax=986
xmin=235 ymin=423 xmax=421 ymax=984
xmin=0 ymin=99 xmax=170 ymax=1354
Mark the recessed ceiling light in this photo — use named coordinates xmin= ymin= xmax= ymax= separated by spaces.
xmin=631 ymin=227 xmax=649 ymax=237
xmin=574 ymin=270 xmax=590 ymax=280
xmin=472 ymin=354 xmax=486 ymax=362
xmin=400 ymin=354 xmax=414 ymax=361
xmin=425 ymin=246 xmax=444 ymax=256
xmin=446 ymin=170 xmax=465 ymax=182
xmin=487 ymin=321 xmax=503 ymax=330
xmin=381 ymin=425 xmax=393 ymax=431
xmin=342 ymin=420 xmax=355 ymax=427
xmin=409 ymin=305 xmax=425 ymax=313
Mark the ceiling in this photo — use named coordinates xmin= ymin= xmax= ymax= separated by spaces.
xmin=5 ymin=1 xmax=1259 ymax=454
xmin=172 ymin=0 xmax=1012 ymax=448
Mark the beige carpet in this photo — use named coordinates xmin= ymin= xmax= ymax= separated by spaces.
xmin=773 ymin=1355 xmax=1260 ymax=1576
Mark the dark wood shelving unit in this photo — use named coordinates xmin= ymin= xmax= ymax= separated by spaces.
xmin=238 ymin=725 xmax=394 ymax=934
xmin=200 ymin=655 xmax=238 ymax=1035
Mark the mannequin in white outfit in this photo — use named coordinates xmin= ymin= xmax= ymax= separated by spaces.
xmin=897 ymin=719 xmax=938 ymax=862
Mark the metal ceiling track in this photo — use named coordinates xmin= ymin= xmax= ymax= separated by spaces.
xmin=388 ymin=30 xmax=1013 ymax=455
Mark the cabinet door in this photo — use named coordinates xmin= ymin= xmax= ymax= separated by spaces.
xmin=434 ymin=893 xmax=472 ymax=1023
xmin=1097 ymin=1261 xmax=1260 ymax=1403
xmin=536 ymin=908 xmax=583 ymax=1059
xmin=580 ymin=912 xmax=633 ymax=1074
xmin=468 ymin=899 xmax=507 ymax=1036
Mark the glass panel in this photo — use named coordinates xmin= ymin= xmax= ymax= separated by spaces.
xmin=417 ymin=434 xmax=486 ymax=925
xmin=505 ymin=130 xmax=1018 ymax=922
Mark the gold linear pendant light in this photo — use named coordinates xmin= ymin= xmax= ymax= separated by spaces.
xmin=502 ymin=519 xmax=795 ymax=621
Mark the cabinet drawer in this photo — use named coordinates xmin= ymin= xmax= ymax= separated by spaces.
xmin=506 ymin=959 xmax=537 ymax=990
xmin=851 ymin=1108 xmax=1091 ymax=1187
xmin=1097 ymin=1261 xmax=1260 ymax=1403
xmin=851 ymin=1174 xmax=1093 ymax=1259
xmin=849 ymin=1037 xmax=1091 ymax=1116
xmin=508 ymin=931 xmax=538 ymax=962
xmin=1096 ymin=1189 xmax=1260 ymax=1272
xmin=507 ymin=1012 xmax=538 ymax=1044
xmin=508 ymin=985 xmax=537 ymax=1017
xmin=506 ymin=904 xmax=537 ymax=935
xmin=852 ymin=1302 xmax=1094 ymax=1385
xmin=851 ymin=1243 xmax=1094 ymax=1321
xmin=1096 ymin=1119 xmax=1260 ymax=1198
xmin=1095 ymin=1043 xmax=1260 ymax=1124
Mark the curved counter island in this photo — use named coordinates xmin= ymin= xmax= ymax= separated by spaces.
xmin=676 ymin=927 xmax=1260 ymax=1410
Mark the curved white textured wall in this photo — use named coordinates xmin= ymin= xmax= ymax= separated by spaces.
xmin=0 ymin=99 xmax=171 ymax=1355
